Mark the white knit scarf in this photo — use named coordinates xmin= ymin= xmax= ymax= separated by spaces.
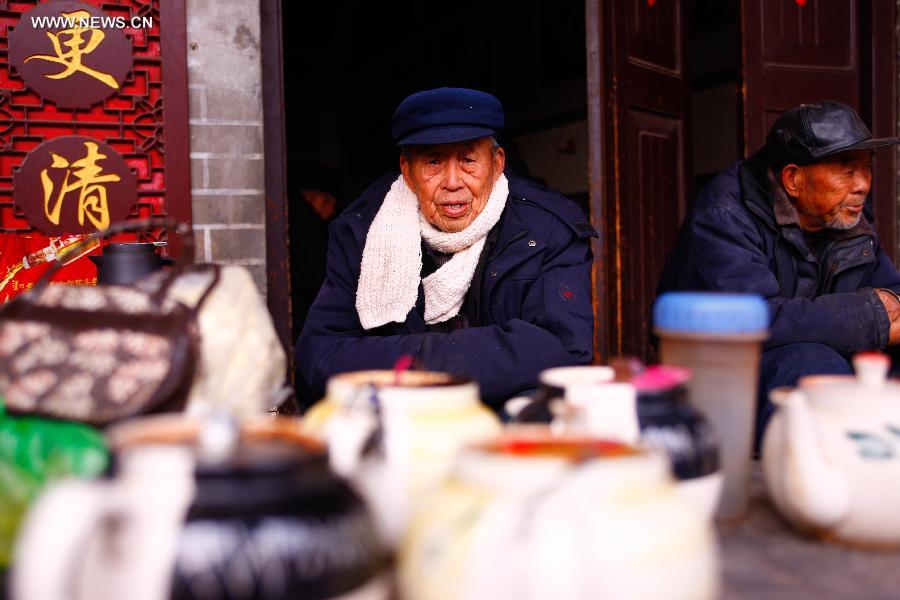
xmin=356 ymin=173 xmax=508 ymax=329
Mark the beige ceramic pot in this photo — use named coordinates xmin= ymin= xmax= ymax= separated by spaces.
xmin=400 ymin=430 xmax=719 ymax=600
xmin=303 ymin=369 xmax=501 ymax=548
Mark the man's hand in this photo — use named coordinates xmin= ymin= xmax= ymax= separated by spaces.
xmin=876 ymin=289 xmax=900 ymax=345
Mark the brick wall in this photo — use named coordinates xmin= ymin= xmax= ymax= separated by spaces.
xmin=185 ymin=0 xmax=267 ymax=294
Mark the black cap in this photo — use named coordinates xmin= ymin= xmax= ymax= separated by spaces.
xmin=391 ymin=87 xmax=504 ymax=146
xmin=766 ymin=100 xmax=900 ymax=171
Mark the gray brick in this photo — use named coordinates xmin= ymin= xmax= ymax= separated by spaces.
xmin=190 ymin=124 xmax=263 ymax=155
xmin=192 ymin=195 xmax=265 ymax=225
xmin=205 ymin=87 xmax=261 ymax=121
xmin=206 ymin=157 xmax=264 ymax=191
xmin=192 ymin=230 xmax=207 ymax=261
xmin=190 ymin=158 xmax=207 ymax=190
xmin=191 ymin=195 xmax=230 ymax=224
xmin=230 ymin=196 xmax=266 ymax=223
xmin=188 ymin=86 xmax=206 ymax=120
xmin=185 ymin=0 xmax=261 ymax=88
xmin=209 ymin=228 xmax=265 ymax=261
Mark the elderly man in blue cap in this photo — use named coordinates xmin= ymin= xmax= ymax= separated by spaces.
xmin=295 ymin=87 xmax=597 ymax=408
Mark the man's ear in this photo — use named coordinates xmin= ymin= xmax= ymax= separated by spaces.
xmin=399 ymin=153 xmax=415 ymax=191
xmin=493 ymin=146 xmax=506 ymax=182
xmin=780 ymin=164 xmax=803 ymax=198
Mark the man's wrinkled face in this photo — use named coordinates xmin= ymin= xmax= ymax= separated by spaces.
xmin=784 ymin=149 xmax=873 ymax=232
xmin=400 ymin=137 xmax=505 ymax=233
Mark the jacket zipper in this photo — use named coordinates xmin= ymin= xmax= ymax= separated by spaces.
xmin=821 ymin=252 xmax=876 ymax=293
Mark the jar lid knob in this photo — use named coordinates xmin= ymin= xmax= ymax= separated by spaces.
xmin=853 ymin=352 xmax=890 ymax=387
xmin=197 ymin=412 xmax=240 ymax=463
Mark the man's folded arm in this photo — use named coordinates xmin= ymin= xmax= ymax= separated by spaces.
xmin=679 ymin=207 xmax=890 ymax=353
xmin=296 ymin=225 xmax=593 ymax=405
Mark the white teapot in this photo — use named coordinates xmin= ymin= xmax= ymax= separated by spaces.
xmin=302 ymin=370 xmax=501 ymax=548
xmin=762 ymin=352 xmax=900 ymax=546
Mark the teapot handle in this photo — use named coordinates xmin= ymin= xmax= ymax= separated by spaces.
xmin=12 ymin=479 xmax=110 ymax=600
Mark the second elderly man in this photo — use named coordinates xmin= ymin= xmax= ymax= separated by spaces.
xmin=658 ymin=100 xmax=900 ymax=436
xmin=295 ymin=88 xmax=597 ymax=408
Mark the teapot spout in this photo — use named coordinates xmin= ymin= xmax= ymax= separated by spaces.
xmin=779 ymin=390 xmax=849 ymax=529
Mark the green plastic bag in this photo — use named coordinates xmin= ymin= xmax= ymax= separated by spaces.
xmin=0 ymin=401 xmax=109 ymax=568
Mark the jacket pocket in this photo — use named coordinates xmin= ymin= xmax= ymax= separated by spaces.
xmin=489 ymin=278 xmax=537 ymax=322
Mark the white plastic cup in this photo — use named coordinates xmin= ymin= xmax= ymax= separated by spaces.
xmin=654 ymin=292 xmax=768 ymax=520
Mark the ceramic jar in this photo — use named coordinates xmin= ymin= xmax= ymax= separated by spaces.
xmin=510 ymin=364 xmax=722 ymax=518
xmin=400 ymin=432 xmax=719 ymax=600
xmin=632 ymin=367 xmax=722 ymax=519
xmin=507 ymin=365 xmax=615 ymax=422
xmin=762 ymin=352 xmax=900 ymax=546
xmin=13 ymin=415 xmax=388 ymax=600
xmin=302 ymin=370 xmax=501 ymax=547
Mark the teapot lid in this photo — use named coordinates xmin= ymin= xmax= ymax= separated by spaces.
xmin=654 ymin=291 xmax=769 ymax=334
xmin=107 ymin=414 xmax=337 ymax=513
xmin=632 ymin=365 xmax=690 ymax=393
xmin=103 ymin=242 xmax=162 ymax=255
xmin=199 ymin=417 xmax=324 ymax=470
xmin=456 ymin=430 xmax=667 ymax=496
xmin=482 ymin=434 xmax=639 ymax=460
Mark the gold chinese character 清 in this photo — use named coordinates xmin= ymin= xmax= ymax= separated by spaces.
xmin=40 ymin=141 xmax=121 ymax=230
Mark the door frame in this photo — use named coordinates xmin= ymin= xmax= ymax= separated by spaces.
xmin=260 ymin=0 xmax=293 ymax=376
xmin=868 ymin=0 xmax=898 ymax=260
xmin=585 ymin=0 xmax=608 ymax=364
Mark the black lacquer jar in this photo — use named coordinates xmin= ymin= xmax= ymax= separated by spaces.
xmin=170 ymin=442 xmax=386 ymax=600
xmin=106 ymin=415 xmax=388 ymax=600
xmin=633 ymin=366 xmax=720 ymax=481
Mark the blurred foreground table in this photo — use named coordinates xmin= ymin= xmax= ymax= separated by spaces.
xmin=719 ymin=464 xmax=900 ymax=599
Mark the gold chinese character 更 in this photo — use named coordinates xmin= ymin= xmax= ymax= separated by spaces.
xmin=40 ymin=141 xmax=121 ymax=230
xmin=24 ymin=10 xmax=119 ymax=89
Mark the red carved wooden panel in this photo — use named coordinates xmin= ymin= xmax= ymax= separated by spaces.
xmin=761 ymin=1 xmax=853 ymax=67
xmin=743 ymin=0 xmax=858 ymax=156
xmin=0 ymin=0 xmax=189 ymax=298
xmin=594 ymin=0 xmax=689 ymax=363
xmin=625 ymin=0 xmax=681 ymax=74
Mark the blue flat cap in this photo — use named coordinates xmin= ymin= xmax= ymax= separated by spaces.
xmin=391 ymin=87 xmax=504 ymax=146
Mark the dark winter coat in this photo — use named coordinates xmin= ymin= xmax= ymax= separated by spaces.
xmin=657 ymin=150 xmax=900 ymax=353
xmin=295 ymin=172 xmax=597 ymax=408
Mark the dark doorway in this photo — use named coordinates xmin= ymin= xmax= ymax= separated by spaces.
xmin=689 ymin=1 xmax=741 ymax=197
xmin=281 ymin=0 xmax=590 ymax=343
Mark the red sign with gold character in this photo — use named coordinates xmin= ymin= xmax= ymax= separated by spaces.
xmin=8 ymin=0 xmax=134 ymax=109
xmin=13 ymin=136 xmax=137 ymax=235
xmin=1 ymin=0 xmax=191 ymax=302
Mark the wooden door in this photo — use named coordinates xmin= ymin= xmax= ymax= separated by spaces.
xmin=741 ymin=0 xmax=897 ymax=257
xmin=587 ymin=0 xmax=690 ymax=363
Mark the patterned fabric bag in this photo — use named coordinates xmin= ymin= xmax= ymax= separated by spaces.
xmin=0 ymin=220 xmax=218 ymax=426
